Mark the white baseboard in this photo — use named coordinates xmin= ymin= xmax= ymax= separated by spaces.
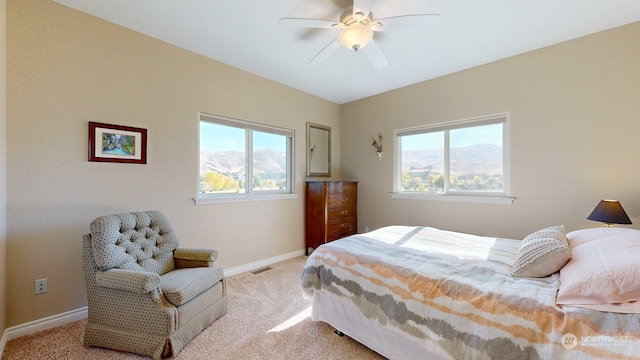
xmin=0 ymin=249 xmax=306 ymax=357
xmin=223 ymin=249 xmax=305 ymax=277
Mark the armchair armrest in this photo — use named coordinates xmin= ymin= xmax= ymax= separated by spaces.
xmin=95 ymin=269 xmax=160 ymax=293
xmin=174 ymin=248 xmax=218 ymax=268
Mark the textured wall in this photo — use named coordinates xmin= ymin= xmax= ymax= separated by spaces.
xmin=6 ymin=0 xmax=340 ymax=327
xmin=341 ymin=22 xmax=640 ymax=240
xmin=1 ymin=0 xmax=8 ymax=339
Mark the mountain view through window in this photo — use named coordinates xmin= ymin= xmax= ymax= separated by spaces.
xmin=399 ymin=117 xmax=506 ymax=195
xmin=199 ymin=115 xmax=291 ymax=196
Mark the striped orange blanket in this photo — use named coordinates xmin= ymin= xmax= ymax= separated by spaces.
xmin=301 ymin=226 xmax=640 ymax=360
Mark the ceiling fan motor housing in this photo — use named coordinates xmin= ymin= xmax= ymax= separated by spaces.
xmin=340 ymin=8 xmax=372 ymax=26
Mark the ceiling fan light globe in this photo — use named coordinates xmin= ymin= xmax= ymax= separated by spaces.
xmin=339 ymin=24 xmax=373 ymax=51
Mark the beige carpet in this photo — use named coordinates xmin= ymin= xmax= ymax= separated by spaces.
xmin=3 ymin=256 xmax=385 ymax=359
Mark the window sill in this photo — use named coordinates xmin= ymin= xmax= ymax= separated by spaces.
xmin=389 ymin=192 xmax=514 ymax=204
xmin=194 ymin=193 xmax=300 ymax=205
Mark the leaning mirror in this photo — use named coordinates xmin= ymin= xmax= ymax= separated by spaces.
xmin=306 ymin=122 xmax=331 ymax=177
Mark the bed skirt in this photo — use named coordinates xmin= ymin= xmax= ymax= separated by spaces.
xmin=312 ymin=291 xmax=447 ymax=360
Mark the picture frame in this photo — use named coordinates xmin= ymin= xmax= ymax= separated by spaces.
xmin=306 ymin=122 xmax=331 ymax=177
xmin=88 ymin=121 xmax=147 ymax=164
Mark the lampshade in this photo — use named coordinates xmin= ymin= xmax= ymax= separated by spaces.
xmin=339 ymin=23 xmax=373 ymax=51
xmin=587 ymin=200 xmax=632 ymax=226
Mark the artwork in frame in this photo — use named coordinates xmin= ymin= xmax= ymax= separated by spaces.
xmin=88 ymin=122 xmax=147 ymax=164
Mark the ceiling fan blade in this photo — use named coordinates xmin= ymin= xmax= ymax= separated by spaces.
xmin=371 ymin=14 xmax=441 ymax=32
xmin=279 ymin=18 xmax=343 ymax=29
xmin=362 ymin=39 xmax=387 ymax=68
xmin=352 ymin=0 xmax=373 ymax=17
xmin=309 ymin=38 xmax=342 ymax=65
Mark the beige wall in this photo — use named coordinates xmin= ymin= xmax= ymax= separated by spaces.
xmin=5 ymin=0 xmax=340 ymax=327
xmin=341 ymin=22 xmax=640 ymax=240
xmin=1 ymin=0 xmax=7 ymax=338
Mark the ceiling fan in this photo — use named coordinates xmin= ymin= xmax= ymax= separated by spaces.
xmin=279 ymin=0 xmax=441 ymax=68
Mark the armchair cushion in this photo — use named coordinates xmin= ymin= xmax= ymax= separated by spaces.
xmin=174 ymin=248 xmax=219 ymax=268
xmin=96 ymin=269 xmax=161 ymax=293
xmin=161 ymin=267 xmax=224 ymax=306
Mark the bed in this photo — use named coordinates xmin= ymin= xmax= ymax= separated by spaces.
xmin=301 ymin=225 xmax=640 ymax=360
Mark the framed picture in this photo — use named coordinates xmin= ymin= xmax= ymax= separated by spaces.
xmin=306 ymin=122 xmax=331 ymax=177
xmin=88 ymin=122 xmax=147 ymax=164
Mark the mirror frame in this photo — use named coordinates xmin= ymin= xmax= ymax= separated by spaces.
xmin=306 ymin=122 xmax=331 ymax=177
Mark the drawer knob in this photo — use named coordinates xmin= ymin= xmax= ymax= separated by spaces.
xmin=340 ymin=210 xmax=348 ymax=215
xmin=340 ymin=223 xmax=348 ymax=228
xmin=341 ymin=197 xmax=349 ymax=202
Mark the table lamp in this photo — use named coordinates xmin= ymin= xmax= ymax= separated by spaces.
xmin=587 ymin=199 xmax=632 ymax=227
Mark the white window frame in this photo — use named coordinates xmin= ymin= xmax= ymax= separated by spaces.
xmin=391 ymin=113 xmax=514 ymax=204
xmin=195 ymin=113 xmax=297 ymax=204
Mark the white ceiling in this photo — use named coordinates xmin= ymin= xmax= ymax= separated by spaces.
xmin=54 ymin=0 xmax=640 ymax=104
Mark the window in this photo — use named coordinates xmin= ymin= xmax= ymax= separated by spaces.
xmin=394 ymin=113 xmax=512 ymax=203
xmin=197 ymin=113 xmax=295 ymax=203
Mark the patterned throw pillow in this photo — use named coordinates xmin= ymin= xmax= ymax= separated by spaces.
xmin=511 ymin=225 xmax=571 ymax=278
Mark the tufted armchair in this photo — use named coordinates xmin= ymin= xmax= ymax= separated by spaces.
xmin=82 ymin=211 xmax=227 ymax=359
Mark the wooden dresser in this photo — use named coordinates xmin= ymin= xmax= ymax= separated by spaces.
xmin=305 ymin=181 xmax=358 ymax=255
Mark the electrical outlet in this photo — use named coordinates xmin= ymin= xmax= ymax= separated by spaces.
xmin=364 ymin=226 xmax=370 ymax=232
xmin=35 ymin=278 xmax=48 ymax=295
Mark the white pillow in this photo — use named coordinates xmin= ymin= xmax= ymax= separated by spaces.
xmin=566 ymin=227 xmax=640 ymax=247
xmin=557 ymin=231 xmax=640 ymax=313
xmin=511 ymin=225 xmax=570 ymax=278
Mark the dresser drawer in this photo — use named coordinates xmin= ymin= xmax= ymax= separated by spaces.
xmin=327 ymin=217 xmax=357 ymax=236
xmin=327 ymin=205 xmax=356 ymax=219
xmin=327 ymin=231 xmax=355 ymax=242
xmin=327 ymin=182 xmax=357 ymax=195
xmin=327 ymin=194 xmax=356 ymax=208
